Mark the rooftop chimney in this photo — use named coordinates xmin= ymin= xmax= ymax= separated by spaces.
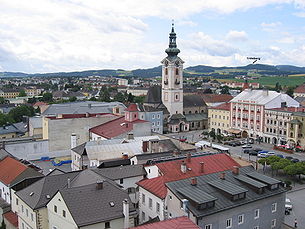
xmin=122 ymin=153 xmax=128 ymax=160
xmin=96 ymin=180 xmax=104 ymax=190
xmin=123 ymin=199 xmax=129 ymax=229
xmin=219 ymin=172 xmax=226 ymax=180
xmin=232 ymin=166 xmax=240 ymax=175
xmin=182 ymin=199 xmax=189 ymax=217
xmin=200 ymin=162 xmax=204 ymax=173
xmin=181 ymin=161 xmax=187 ymax=174
xmin=67 ymin=178 xmax=71 ymax=188
xmin=186 ymin=153 xmax=191 ymax=163
xmin=142 ymin=141 xmax=148 ymax=153
xmin=71 ymin=133 xmax=77 ymax=149
xmin=85 ymin=112 xmax=89 ymax=118
xmin=191 ymin=177 xmax=197 ymax=186
xmin=127 ymin=132 xmax=134 ymax=140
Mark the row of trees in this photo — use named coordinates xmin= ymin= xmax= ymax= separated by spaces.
xmin=0 ymin=105 xmax=35 ymax=126
xmin=258 ymin=156 xmax=305 ymax=179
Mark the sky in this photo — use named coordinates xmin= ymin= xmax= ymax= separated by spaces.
xmin=1 ymin=0 xmax=305 ymax=73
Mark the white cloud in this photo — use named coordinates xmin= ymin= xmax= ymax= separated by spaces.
xmin=261 ymin=22 xmax=282 ymax=32
xmin=176 ymin=20 xmax=197 ymax=27
xmin=294 ymin=11 xmax=305 ymax=17
xmin=225 ymin=30 xmax=248 ymax=42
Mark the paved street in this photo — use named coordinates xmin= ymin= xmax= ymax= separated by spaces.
xmin=285 ymin=189 xmax=305 ymax=228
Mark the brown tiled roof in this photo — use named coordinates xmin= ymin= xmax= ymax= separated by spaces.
xmin=3 ymin=211 xmax=18 ymax=227
xmin=0 ymin=157 xmax=27 ymax=185
xmin=210 ymin=102 xmax=230 ymax=111
xmin=294 ymin=84 xmax=305 ymax=93
xmin=198 ymin=93 xmax=233 ymax=103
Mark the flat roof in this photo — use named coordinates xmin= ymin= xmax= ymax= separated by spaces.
xmin=235 ymin=175 xmax=267 ymax=189
xmin=208 ymin=179 xmax=248 ymax=195
xmin=177 ymin=186 xmax=217 ymax=204
xmin=246 ymin=172 xmax=280 ymax=185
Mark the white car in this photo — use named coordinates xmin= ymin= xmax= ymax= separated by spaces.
xmin=242 ymin=144 xmax=252 ymax=149
xmin=285 ymin=198 xmax=293 ymax=210
xmin=257 ymin=153 xmax=267 ymax=158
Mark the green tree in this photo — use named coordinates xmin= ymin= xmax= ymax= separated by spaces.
xmin=275 ymin=82 xmax=282 ymax=92
xmin=113 ymin=92 xmax=126 ymax=102
xmin=99 ymin=87 xmax=111 ymax=102
xmin=0 ymin=113 xmax=14 ymax=126
xmin=208 ymin=129 xmax=216 ymax=140
xmin=286 ymin=87 xmax=294 ymax=97
xmin=266 ymin=155 xmax=281 ymax=165
xmin=28 ymin=97 xmax=37 ymax=104
xmin=41 ymin=92 xmax=53 ymax=102
xmin=69 ymin=96 xmax=77 ymax=102
xmin=134 ymin=95 xmax=145 ymax=104
xmin=127 ymin=93 xmax=134 ymax=103
xmin=8 ymin=105 xmax=35 ymax=122
xmin=220 ymin=86 xmax=230 ymax=94
xmin=18 ymin=90 xmax=27 ymax=97
xmin=89 ymin=97 xmax=97 ymax=101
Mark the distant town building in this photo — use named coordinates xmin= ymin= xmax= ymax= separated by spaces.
xmin=293 ymin=83 xmax=305 ymax=97
xmin=223 ymin=82 xmax=260 ymax=89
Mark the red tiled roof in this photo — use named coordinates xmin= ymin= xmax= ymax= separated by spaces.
xmin=3 ymin=211 xmax=18 ymax=227
xmin=198 ymin=94 xmax=233 ymax=103
xmin=130 ymin=216 xmax=199 ymax=229
xmin=125 ymin=103 xmax=138 ymax=112
xmin=89 ymin=116 xmax=147 ymax=139
xmin=0 ymin=157 xmax=27 ymax=185
xmin=211 ymin=102 xmax=230 ymax=111
xmin=33 ymin=102 xmax=47 ymax=107
xmin=138 ymin=154 xmax=240 ymax=199
xmin=294 ymin=84 xmax=305 ymax=93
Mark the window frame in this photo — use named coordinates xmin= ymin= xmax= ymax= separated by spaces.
xmin=254 ymin=209 xmax=259 ymax=219
xmin=271 ymin=203 xmax=277 ymax=213
xmin=226 ymin=218 xmax=232 ymax=228
xmin=238 ymin=214 xmax=244 ymax=225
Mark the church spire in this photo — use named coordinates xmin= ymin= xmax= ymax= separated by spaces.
xmin=165 ymin=21 xmax=180 ymax=57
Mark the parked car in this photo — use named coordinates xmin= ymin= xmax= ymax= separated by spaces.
xmin=286 ymin=156 xmax=293 ymax=160
xmin=276 ymin=154 xmax=284 ymax=158
xmin=253 ymin=148 xmax=263 ymax=152
xmin=242 ymin=144 xmax=252 ymax=149
xmin=291 ymin=158 xmax=300 ymax=163
xmin=258 ymin=153 xmax=268 ymax=158
xmin=266 ymin=152 xmax=276 ymax=157
xmin=249 ymin=150 xmax=258 ymax=156
xmin=285 ymin=198 xmax=293 ymax=210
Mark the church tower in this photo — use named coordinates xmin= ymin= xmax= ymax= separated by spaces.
xmin=161 ymin=23 xmax=184 ymax=116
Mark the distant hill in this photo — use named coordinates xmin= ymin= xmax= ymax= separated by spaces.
xmin=1 ymin=64 xmax=305 ymax=78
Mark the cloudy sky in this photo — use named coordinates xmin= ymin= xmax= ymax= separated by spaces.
xmin=1 ymin=0 xmax=305 ymax=73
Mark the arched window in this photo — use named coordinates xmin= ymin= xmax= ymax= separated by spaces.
xmin=176 ymin=68 xmax=179 ymax=75
xmin=165 ymin=68 xmax=168 ymax=75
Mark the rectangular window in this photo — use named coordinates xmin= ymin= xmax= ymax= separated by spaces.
xmin=105 ymin=221 xmax=110 ymax=228
xmin=54 ymin=205 xmax=57 ymax=213
xmin=271 ymin=219 xmax=276 ymax=228
xmin=271 ymin=203 xmax=277 ymax=213
xmin=157 ymin=114 xmax=160 ymax=119
xmin=156 ymin=202 xmax=160 ymax=213
xmin=149 ymin=198 xmax=152 ymax=209
xmin=238 ymin=214 xmax=244 ymax=225
xmin=152 ymin=114 xmax=155 ymax=119
xmin=254 ymin=226 xmax=259 ymax=229
xmin=16 ymin=198 xmax=19 ymax=205
xmin=142 ymin=211 xmax=146 ymax=222
xmin=120 ymin=178 xmax=123 ymax=184
xmin=226 ymin=218 xmax=232 ymax=228
xmin=205 ymin=224 xmax=212 ymax=229
xmin=63 ymin=210 xmax=66 ymax=217
xmin=26 ymin=209 xmax=28 ymax=217
xmin=31 ymin=213 xmax=34 ymax=221
xmin=254 ymin=209 xmax=259 ymax=219
xmin=142 ymin=194 xmax=145 ymax=205
xmin=21 ymin=205 xmax=24 ymax=213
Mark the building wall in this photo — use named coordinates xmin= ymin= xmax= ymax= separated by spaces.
xmin=90 ymin=133 xmax=107 ymax=141
xmin=144 ymin=111 xmax=163 ymax=134
xmin=167 ymin=188 xmax=285 ymax=229
xmin=138 ymin=187 xmax=165 ymax=224
xmin=16 ymin=197 xmax=40 ymax=229
xmin=71 ymin=151 xmax=83 ymax=171
xmin=43 ymin=115 xmax=117 ymax=151
xmin=287 ymin=114 xmax=305 ymax=147
xmin=144 ymin=165 xmax=159 ymax=179
xmin=208 ymin=108 xmax=230 ymax=134
xmin=0 ymin=181 xmax=10 ymax=204
xmin=0 ymin=132 xmax=17 ymax=139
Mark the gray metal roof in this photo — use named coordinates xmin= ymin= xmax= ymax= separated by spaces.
xmin=185 ymin=113 xmax=208 ymax=122
xmin=207 ymin=180 xmax=248 ymax=195
xmin=0 ymin=148 xmax=11 ymax=160
xmin=235 ymin=175 xmax=267 ymax=189
xmin=246 ymin=172 xmax=280 ymax=185
xmin=177 ymin=186 xmax=217 ymax=204
xmin=16 ymin=171 xmax=80 ymax=210
xmin=93 ymin=164 xmax=145 ymax=180
xmin=59 ymin=181 xmax=136 ymax=227
xmin=42 ymin=101 xmax=126 ymax=116
xmin=166 ymin=166 xmax=286 ymax=218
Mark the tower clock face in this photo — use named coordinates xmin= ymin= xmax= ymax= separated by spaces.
xmin=175 ymin=60 xmax=180 ymax=67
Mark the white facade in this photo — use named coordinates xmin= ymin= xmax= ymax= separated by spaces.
xmin=138 ymin=187 xmax=165 ymax=224
xmin=161 ymin=59 xmax=184 ymax=116
xmin=0 ymin=181 xmax=10 ymax=204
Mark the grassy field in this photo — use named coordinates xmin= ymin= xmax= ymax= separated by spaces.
xmin=215 ymin=76 xmax=305 ymax=87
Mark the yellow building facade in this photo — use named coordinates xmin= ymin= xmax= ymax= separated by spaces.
xmin=208 ymin=103 xmax=231 ymax=135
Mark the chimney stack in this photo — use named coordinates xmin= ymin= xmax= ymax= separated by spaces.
xmin=67 ymin=178 xmax=71 ymax=188
xmin=142 ymin=141 xmax=148 ymax=153
xmin=232 ymin=166 xmax=240 ymax=175
xmin=186 ymin=153 xmax=191 ymax=163
xmin=191 ymin=177 xmax=197 ymax=186
xmin=219 ymin=172 xmax=226 ymax=180
xmin=182 ymin=199 xmax=189 ymax=217
xmin=123 ymin=199 xmax=129 ymax=229
xmin=96 ymin=180 xmax=104 ymax=190
xmin=181 ymin=161 xmax=187 ymax=174
xmin=122 ymin=153 xmax=128 ymax=160
xmin=200 ymin=162 xmax=204 ymax=173
xmin=71 ymin=133 xmax=77 ymax=149
xmin=127 ymin=132 xmax=134 ymax=140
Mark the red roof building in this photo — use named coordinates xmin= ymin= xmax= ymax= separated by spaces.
xmin=89 ymin=116 xmax=148 ymax=139
xmin=198 ymin=94 xmax=233 ymax=105
xmin=0 ymin=157 xmax=27 ymax=185
xmin=211 ymin=102 xmax=230 ymax=111
xmin=138 ymin=154 xmax=240 ymax=199
xmin=3 ymin=211 xmax=18 ymax=228
xmin=130 ymin=216 xmax=199 ymax=229
xmin=294 ymin=84 xmax=305 ymax=94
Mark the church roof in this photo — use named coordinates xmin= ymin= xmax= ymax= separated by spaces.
xmin=183 ymin=94 xmax=207 ymax=108
xmin=144 ymin=85 xmax=162 ymax=104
